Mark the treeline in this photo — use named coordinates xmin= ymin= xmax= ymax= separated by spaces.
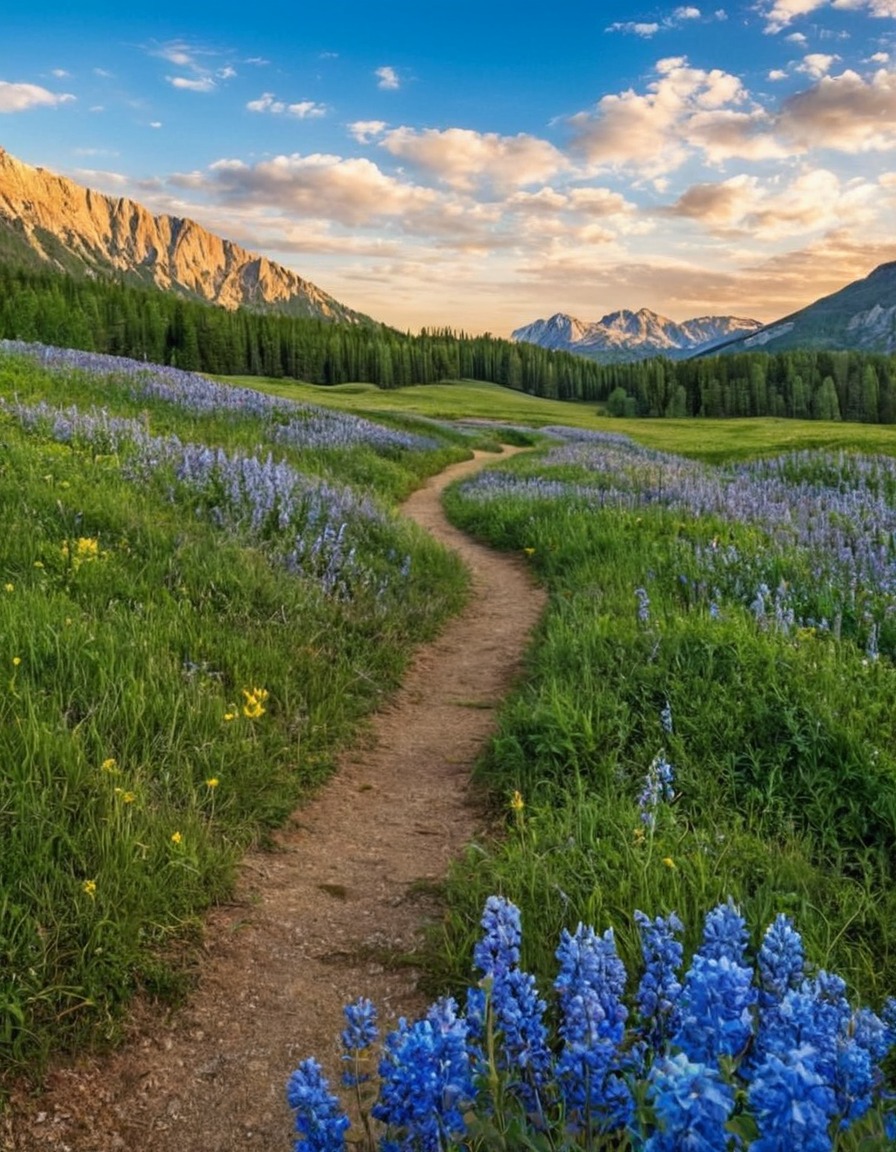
xmin=590 ymin=349 xmax=896 ymax=424
xmin=0 ymin=265 xmax=603 ymax=394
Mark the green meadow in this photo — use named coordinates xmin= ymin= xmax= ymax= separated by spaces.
xmin=4 ymin=352 xmax=896 ymax=1097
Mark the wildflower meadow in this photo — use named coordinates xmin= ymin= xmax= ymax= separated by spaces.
xmin=0 ymin=345 xmax=470 ymax=1079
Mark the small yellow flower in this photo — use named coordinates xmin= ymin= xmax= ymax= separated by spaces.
xmin=75 ymin=537 xmax=100 ymax=560
xmin=223 ymin=711 xmax=236 ymax=722
xmin=633 ymin=826 xmax=646 ymax=844
xmin=523 ymin=547 xmax=536 ymax=557
xmin=82 ymin=879 xmax=97 ymax=898
xmin=33 ymin=561 xmax=44 ymax=569
xmin=662 ymin=856 xmax=677 ymax=870
xmin=242 ymin=686 xmax=269 ymax=718
xmin=206 ymin=777 xmax=220 ymax=789
xmin=12 ymin=657 xmax=21 ymax=667
xmin=171 ymin=831 xmax=182 ymax=844
xmin=120 ymin=791 xmax=136 ymax=804
xmin=3 ymin=583 xmax=13 ymax=593
xmin=510 ymin=790 xmax=524 ymax=812
xmin=101 ymin=757 xmax=117 ymax=772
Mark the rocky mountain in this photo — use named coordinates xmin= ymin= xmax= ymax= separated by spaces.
xmin=0 ymin=147 xmax=369 ymax=324
xmin=711 ymin=262 xmax=896 ymax=356
xmin=512 ymin=308 xmax=762 ymax=363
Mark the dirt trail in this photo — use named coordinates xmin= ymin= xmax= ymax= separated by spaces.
xmin=5 ymin=448 xmax=546 ymax=1152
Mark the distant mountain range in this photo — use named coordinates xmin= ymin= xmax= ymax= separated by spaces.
xmin=512 ymin=309 xmax=763 ymax=363
xmin=0 ymin=147 xmax=369 ymax=324
xmin=708 ymin=261 xmax=896 ymax=357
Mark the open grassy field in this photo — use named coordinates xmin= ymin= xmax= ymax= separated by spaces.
xmin=4 ymin=355 xmax=896 ymax=1144
xmin=227 ymin=374 xmax=896 ymax=461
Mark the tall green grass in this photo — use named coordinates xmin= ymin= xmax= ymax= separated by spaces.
xmin=431 ymin=452 xmax=896 ymax=1009
xmin=0 ymin=356 xmax=470 ymax=1083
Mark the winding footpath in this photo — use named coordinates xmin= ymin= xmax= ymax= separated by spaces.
xmin=4 ymin=448 xmax=546 ymax=1152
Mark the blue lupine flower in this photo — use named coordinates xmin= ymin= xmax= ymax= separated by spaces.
xmin=341 ymin=997 xmax=378 ymax=1087
xmin=554 ymin=924 xmax=632 ymax=1132
xmin=748 ymin=1046 xmax=837 ymax=1152
xmin=699 ymin=898 xmax=750 ymax=966
xmin=638 ymin=754 xmax=675 ymax=831
xmin=758 ymin=914 xmax=805 ymax=1008
xmin=473 ymin=897 xmax=551 ymax=1111
xmin=635 ymin=910 xmax=684 ymax=1049
xmin=660 ymin=701 xmax=673 ymax=734
xmin=473 ymin=895 xmax=522 ymax=979
xmin=645 ymin=1052 xmax=735 ymax=1152
xmin=286 ymin=1058 xmax=350 ymax=1152
xmin=372 ymin=999 xmax=472 ymax=1152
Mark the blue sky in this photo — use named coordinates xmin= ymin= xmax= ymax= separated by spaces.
xmin=2 ymin=1 xmax=896 ymax=333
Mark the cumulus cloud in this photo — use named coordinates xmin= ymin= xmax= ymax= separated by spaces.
xmin=202 ymin=153 xmax=438 ymax=225
xmin=375 ymin=66 xmax=400 ymax=90
xmin=768 ymin=68 xmax=789 ymax=79
xmin=797 ymin=53 xmax=839 ymax=77
xmin=349 ymin=120 xmax=388 ymax=143
xmin=674 ymin=6 xmax=702 ymax=17
xmin=764 ymin=0 xmax=896 ymax=32
xmin=780 ymin=67 xmax=896 ymax=151
xmin=0 ymin=80 xmax=74 ymax=112
xmin=664 ymin=167 xmax=876 ymax=238
xmin=569 ymin=57 xmax=752 ymax=172
xmin=247 ymin=93 xmax=326 ymax=118
xmin=378 ymin=126 xmax=568 ymax=191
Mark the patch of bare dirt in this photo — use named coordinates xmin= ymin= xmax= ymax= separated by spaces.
xmin=3 ymin=448 xmax=546 ymax=1152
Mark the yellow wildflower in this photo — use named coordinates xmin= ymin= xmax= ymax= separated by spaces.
xmin=82 ymin=879 xmax=97 ymax=898
xmin=33 ymin=561 xmax=44 ymax=569
xmin=242 ymin=686 xmax=269 ymax=718
xmin=120 ymin=791 xmax=136 ymax=804
xmin=206 ymin=777 xmax=220 ymax=789
xmin=523 ymin=547 xmax=536 ymax=557
xmin=171 ymin=831 xmax=182 ymax=845
xmin=12 ymin=657 xmax=20 ymax=667
xmin=662 ymin=857 xmax=677 ymax=870
xmin=510 ymin=790 xmax=524 ymax=812
xmin=3 ymin=583 xmax=13 ymax=593
xmin=223 ymin=711 xmax=236 ymax=722
xmin=101 ymin=757 xmax=117 ymax=772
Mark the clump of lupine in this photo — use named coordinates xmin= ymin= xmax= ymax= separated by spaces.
xmin=0 ymin=396 xmax=409 ymax=603
xmin=0 ymin=340 xmax=439 ymax=452
xmin=288 ymin=896 xmax=896 ymax=1151
xmin=458 ymin=429 xmax=896 ymax=658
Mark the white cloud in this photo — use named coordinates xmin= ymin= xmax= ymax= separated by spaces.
xmin=569 ymin=57 xmax=752 ymax=173
xmin=378 ymin=126 xmax=569 ymax=191
xmin=247 ymin=93 xmax=326 ymax=118
xmin=664 ymin=167 xmax=874 ymax=238
xmin=869 ymin=51 xmax=891 ymax=62
xmin=217 ymin=66 xmax=237 ymax=81
xmin=780 ymin=67 xmax=896 ymax=151
xmin=167 ymin=76 xmax=216 ymax=93
xmin=51 ymin=69 xmax=70 ymax=78
xmin=764 ymin=0 xmax=896 ymax=32
xmin=375 ymin=66 xmax=400 ymax=90
xmin=349 ymin=120 xmax=388 ymax=143
xmin=607 ymin=22 xmax=661 ymax=36
xmin=674 ymin=6 xmax=702 ymax=17
xmin=768 ymin=68 xmax=789 ymax=79
xmin=797 ymin=53 xmax=840 ymax=77
xmin=203 ymin=153 xmax=438 ymax=225
xmin=150 ymin=121 xmax=162 ymax=129
xmin=0 ymin=80 xmax=75 ymax=112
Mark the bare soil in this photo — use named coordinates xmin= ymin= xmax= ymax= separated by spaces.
xmin=3 ymin=448 xmax=546 ymax=1152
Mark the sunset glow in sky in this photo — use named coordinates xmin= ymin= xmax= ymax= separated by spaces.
xmin=2 ymin=0 xmax=896 ymax=334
